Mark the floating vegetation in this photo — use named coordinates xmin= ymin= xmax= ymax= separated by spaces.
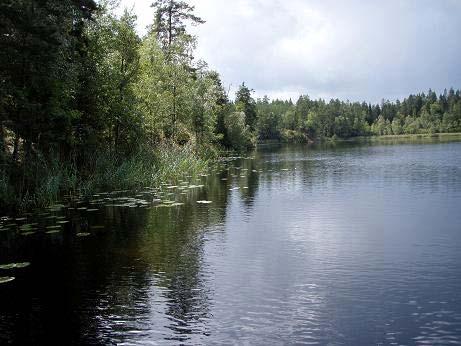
xmin=0 ymin=277 xmax=15 ymax=284
xmin=21 ymin=232 xmax=36 ymax=236
xmin=57 ymin=220 xmax=70 ymax=224
xmin=19 ymin=224 xmax=36 ymax=231
xmin=188 ymin=184 xmax=204 ymax=189
xmin=76 ymin=232 xmax=91 ymax=237
xmin=0 ymin=262 xmax=30 ymax=270
xmin=48 ymin=204 xmax=65 ymax=212
xmin=156 ymin=202 xmax=184 ymax=208
xmin=197 ymin=200 xmax=212 ymax=204
xmin=46 ymin=225 xmax=61 ymax=230
xmin=46 ymin=230 xmax=61 ymax=235
xmin=91 ymin=225 xmax=105 ymax=230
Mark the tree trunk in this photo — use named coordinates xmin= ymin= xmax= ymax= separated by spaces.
xmin=24 ymin=139 xmax=32 ymax=161
xmin=0 ymin=121 xmax=5 ymax=156
xmin=172 ymin=84 xmax=177 ymax=137
xmin=115 ymin=122 xmax=120 ymax=151
xmin=12 ymin=133 xmax=20 ymax=162
xmin=168 ymin=1 xmax=173 ymax=48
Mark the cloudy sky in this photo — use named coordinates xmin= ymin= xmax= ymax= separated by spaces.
xmin=119 ymin=0 xmax=461 ymax=103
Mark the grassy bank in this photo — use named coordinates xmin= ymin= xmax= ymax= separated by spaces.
xmin=329 ymin=132 xmax=461 ymax=143
xmin=362 ymin=132 xmax=461 ymax=140
xmin=264 ymin=131 xmax=461 ymax=144
xmin=0 ymin=143 xmax=211 ymax=213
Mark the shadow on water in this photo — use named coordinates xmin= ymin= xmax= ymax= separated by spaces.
xmin=0 ymin=169 xmax=235 ymax=345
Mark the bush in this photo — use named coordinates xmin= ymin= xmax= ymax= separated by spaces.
xmin=224 ymin=111 xmax=255 ymax=151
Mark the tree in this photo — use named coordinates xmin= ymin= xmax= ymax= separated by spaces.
xmin=151 ymin=0 xmax=204 ymax=54
xmin=149 ymin=0 xmax=205 ymax=137
xmin=0 ymin=0 xmax=97 ymax=161
xmin=223 ymin=111 xmax=253 ymax=151
xmin=235 ymin=83 xmax=258 ymax=132
xmin=192 ymin=71 xmax=228 ymax=145
xmin=87 ymin=6 xmax=141 ymax=151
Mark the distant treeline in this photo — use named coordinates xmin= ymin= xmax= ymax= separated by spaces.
xmin=0 ymin=0 xmax=460 ymax=209
xmin=255 ymin=89 xmax=461 ymax=142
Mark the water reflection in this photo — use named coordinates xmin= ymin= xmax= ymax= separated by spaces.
xmin=1 ymin=138 xmax=461 ymax=345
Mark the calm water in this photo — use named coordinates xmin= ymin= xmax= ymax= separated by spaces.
xmin=1 ymin=138 xmax=461 ymax=345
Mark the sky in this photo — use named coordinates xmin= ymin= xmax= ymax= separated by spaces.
xmin=118 ymin=0 xmax=461 ymax=103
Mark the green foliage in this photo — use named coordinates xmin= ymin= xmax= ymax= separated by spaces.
xmin=223 ymin=112 xmax=255 ymax=151
xmin=255 ymin=89 xmax=461 ymax=141
xmin=0 ymin=0 xmax=231 ymax=210
xmin=151 ymin=0 xmax=204 ymax=53
xmin=236 ymin=83 xmax=258 ymax=132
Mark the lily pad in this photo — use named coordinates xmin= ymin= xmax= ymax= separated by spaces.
xmin=0 ymin=262 xmax=30 ymax=270
xmin=76 ymin=232 xmax=91 ymax=237
xmin=19 ymin=224 xmax=35 ymax=231
xmin=91 ymin=225 xmax=105 ymax=230
xmin=49 ymin=204 xmax=65 ymax=209
xmin=21 ymin=232 xmax=36 ymax=236
xmin=46 ymin=225 xmax=61 ymax=230
xmin=0 ymin=277 xmax=15 ymax=284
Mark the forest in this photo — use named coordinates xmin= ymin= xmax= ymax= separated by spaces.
xmin=256 ymin=89 xmax=461 ymax=142
xmin=1 ymin=0 xmax=460 ymax=210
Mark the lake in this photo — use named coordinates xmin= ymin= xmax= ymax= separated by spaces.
xmin=1 ymin=138 xmax=461 ymax=345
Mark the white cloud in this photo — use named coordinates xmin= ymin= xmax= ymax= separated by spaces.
xmin=118 ymin=0 xmax=461 ymax=103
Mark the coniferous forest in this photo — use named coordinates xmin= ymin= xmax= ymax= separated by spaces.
xmin=1 ymin=0 xmax=460 ymax=210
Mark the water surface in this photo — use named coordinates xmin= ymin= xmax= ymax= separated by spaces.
xmin=1 ymin=138 xmax=461 ymax=345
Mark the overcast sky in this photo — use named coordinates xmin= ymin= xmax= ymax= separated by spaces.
xmin=119 ymin=0 xmax=461 ymax=103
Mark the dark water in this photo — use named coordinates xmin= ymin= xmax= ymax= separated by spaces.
xmin=1 ymin=138 xmax=461 ymax=345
